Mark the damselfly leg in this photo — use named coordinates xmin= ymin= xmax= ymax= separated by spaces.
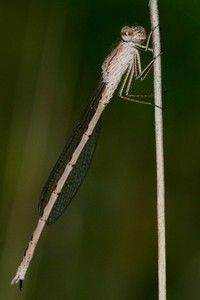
xmin=119 ymin=57 xmax=154 ymax=105
xmin=119 ymin=52 xmax=161 ymax=106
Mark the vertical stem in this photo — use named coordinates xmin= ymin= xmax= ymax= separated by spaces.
xmin=149 ymin=1 xmax=166 ymax=300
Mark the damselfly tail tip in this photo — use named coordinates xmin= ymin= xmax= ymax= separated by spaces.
xmin=11 ymin=273 xmax=24 ymax=288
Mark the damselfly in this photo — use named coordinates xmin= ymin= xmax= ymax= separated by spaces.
xmin=12 ymin=25 xmax=157 ymax=287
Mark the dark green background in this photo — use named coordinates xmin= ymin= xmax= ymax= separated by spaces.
xmin=0 ymin=0 xmax=200 ymax=299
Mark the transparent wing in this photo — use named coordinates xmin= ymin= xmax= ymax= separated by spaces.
xmin=39 ymin=81 xmax=105 ymax=224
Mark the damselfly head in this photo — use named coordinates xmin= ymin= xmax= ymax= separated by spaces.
xmin=121 ymin=26 xmax=146 ymax=44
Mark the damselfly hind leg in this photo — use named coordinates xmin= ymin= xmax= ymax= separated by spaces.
xmin=119 ymin=52 xmax=161 ymax=107
xmin=119 ymin=60 xmax=154 ymax=106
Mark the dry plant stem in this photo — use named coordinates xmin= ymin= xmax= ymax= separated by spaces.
xmin=149 ymin=1 xmax=166 ymax=300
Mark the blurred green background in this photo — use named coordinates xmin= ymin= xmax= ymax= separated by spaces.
xmin=0 ymin=0 xmax=200 ymax=299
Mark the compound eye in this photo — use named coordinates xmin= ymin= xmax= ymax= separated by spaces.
xmin=121 ymin=26 xmax=133 ymax=42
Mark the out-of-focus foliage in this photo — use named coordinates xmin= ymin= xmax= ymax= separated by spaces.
xmin=0 ymin=1 xmax=200 ymax=299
